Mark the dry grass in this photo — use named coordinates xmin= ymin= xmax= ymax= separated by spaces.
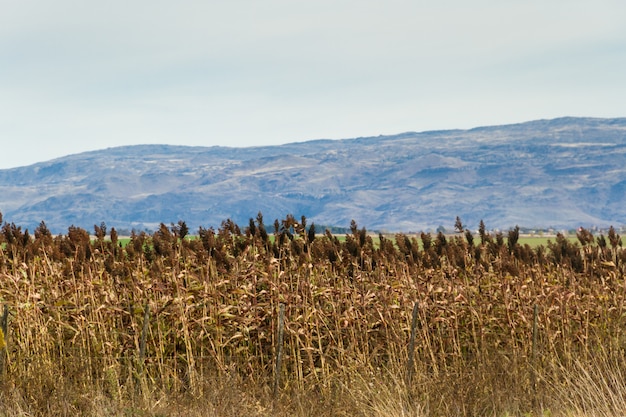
xmin=0 ymin=217 xmax=625 ymax=416
xmin=542 ymin=348 xmax=626 ymax=417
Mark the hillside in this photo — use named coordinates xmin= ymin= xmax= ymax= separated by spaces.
xmin=1 ymin=117 xmax=626 ymax=233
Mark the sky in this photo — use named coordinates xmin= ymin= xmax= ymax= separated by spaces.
xmin=1 ymin=0 xmax=625 ymax=169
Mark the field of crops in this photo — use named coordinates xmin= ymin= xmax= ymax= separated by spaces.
xmin=0 ymin=215 xmax=625 ymax=416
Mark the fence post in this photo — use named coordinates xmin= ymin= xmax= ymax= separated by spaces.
xmin=273 ymin=303 xmax=286 ymax=398
xmin=139 ymin=303 xmax=150 ymax=364
xmin=0 ymin=305 xmax=8 ymax=378
xmin=531 ymin=304 xmax=539 ymax=409
xmin=136 ymin=302 xmax=150 ymax=395
xmin=406 ymin=301 xmax=420 ymax=386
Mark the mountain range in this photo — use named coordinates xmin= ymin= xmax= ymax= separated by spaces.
xmin=1 ymin=117 xmax=626 ymax=234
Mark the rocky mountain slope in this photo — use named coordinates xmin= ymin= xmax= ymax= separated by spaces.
xmin=1 ymin=117 xmax=626 ymax=233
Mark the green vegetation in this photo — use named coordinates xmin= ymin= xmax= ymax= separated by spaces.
xmin=0 ymin=213 xmax=625 ymax=416
xmin=518 ymin=236 xmax=579 ymax=248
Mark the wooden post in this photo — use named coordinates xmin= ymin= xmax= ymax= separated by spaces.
xmin=531 ymin=304 xmax=538 ymax=408
xmin=136 ymin=302 xmax=150 ymax=395
xmin=139 ymin=303 xmax=150 ymax=364
xmin=0 ymin=305 xmax=8 ymax=377
xmin=406 ymin=302 xmax=420 ymax=385
xmin=273 ymin=303 xmax=286 ymax=398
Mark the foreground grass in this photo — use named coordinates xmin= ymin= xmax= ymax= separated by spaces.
xmin=2 ymin=358 xmax=626 ymax=417
xmin=0 ymin=217 xmax=625 ymax=416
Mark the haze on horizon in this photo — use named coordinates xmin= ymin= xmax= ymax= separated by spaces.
xmin=1 ymin=0 xmax=625 ymax=169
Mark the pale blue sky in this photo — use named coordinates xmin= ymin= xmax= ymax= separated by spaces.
xmin=1 ymin=0 xmax=625 ymax=169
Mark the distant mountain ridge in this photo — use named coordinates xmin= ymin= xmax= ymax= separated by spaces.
xmin=1 ymin=117 xmax=626 ymax=233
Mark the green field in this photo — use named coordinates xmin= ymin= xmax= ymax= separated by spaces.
xmin=374 ymin=233 xmax=581 ymax=249
xmin=518 ymin=235 xmax=579 ymax=247
xmin=112 ymin=233 xmax=580 ymax=250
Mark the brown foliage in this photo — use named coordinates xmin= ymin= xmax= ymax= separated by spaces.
xmin=0 ymin=215 xmax=625 ymax=415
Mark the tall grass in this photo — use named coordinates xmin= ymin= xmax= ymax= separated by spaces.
xmin=0 ymin=217 xmax=624 ymax=416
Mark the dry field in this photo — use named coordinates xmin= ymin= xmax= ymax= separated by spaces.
xmin=0 ymin=216 xmax=625 ymax=416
